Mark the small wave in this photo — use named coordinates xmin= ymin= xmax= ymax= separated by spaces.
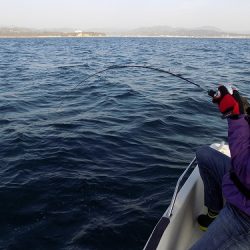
xmin=57 ymin=63 xmax=90 ymax=70
xmin=185 ymin=65 xmax=199 ymax=70
xmin=236 ymin=71 xmax=250 ymax=76
xmin=113 ymin=89 xmax=138 ymax=99
xmin=51 ymin=123 xmax=81 ymax=129
xmin=141 ymin=118 xmax=168 ymax=129
xmin=0 ymin=119 xmax=11 ymax=125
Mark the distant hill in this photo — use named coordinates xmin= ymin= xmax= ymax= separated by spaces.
xmin=107 ymin=26 xmax=250 ymax=38
xmin=0 ymin=27 xmax=106 ymax=38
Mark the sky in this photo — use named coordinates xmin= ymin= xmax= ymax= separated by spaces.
xmin=1 ymin=0 xmax=250 ymax=33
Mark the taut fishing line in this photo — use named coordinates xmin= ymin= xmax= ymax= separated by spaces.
xmin=57 ymin=64 xmax=207 ymax=111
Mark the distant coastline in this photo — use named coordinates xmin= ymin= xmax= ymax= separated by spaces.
xmin=1 ymin=26 xmax=250 ymax=39
xmin=0 ymin=35 xmax=105 ymax=38
xmin=0 ymin=28 xmax=105 ymax=38
xmin=1 ymin=35 xmax=249 ymax=39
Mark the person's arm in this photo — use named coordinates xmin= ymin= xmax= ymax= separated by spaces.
xmin=228 ymin=116 xmax=250 ymax=186
xmin=210 ymin=84 xmax=250 ymax=188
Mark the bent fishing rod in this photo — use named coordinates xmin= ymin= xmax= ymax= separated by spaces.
xmin=57 ymin=64 xmax=209 ymax=112
xmin=71 ymin=64 xmax=206 ymax=92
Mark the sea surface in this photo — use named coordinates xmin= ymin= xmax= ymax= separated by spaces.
xmin=0 ymin=37 xmax=249 ymax=250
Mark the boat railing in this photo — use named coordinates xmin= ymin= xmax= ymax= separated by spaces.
xmin=166 ymin=157 xmax=197 ymax=218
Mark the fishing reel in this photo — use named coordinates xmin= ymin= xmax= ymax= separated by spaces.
xmin=208 ymin=83 xmax=233 ymax=99
xmin=208 ymin=84 xmax=250 ymax=120
xmin=208 ymin=84 xmax=235 ymax=119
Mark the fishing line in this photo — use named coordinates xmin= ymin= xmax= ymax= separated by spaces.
xmin=57 ymin=64 xmax=207 ymax=111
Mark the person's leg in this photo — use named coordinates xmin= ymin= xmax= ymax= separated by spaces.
xmin=190 ymin=203 xmax=250 ymax=250
xmin=196 ymin=145 xmax=231 ymax=212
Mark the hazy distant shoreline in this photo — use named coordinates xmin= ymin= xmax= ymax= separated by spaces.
xmin=1 ymin=35 xmax=250 ymax=39
xmin=0 ymin=28 xmax=105 ymax=39
xmin=0 ymin=35 xmax=105 ymax=38
xmin=1 ymin=26 xmax=250 ymax=39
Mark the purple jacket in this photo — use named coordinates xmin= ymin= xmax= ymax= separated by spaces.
xmin=222 ymin=115 xmax=250 ymax=216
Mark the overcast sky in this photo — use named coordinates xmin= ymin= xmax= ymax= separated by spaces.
xmin=1 ymin=0 xmax=250 ymax=32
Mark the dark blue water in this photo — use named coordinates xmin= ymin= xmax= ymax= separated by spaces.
xmin=0 ymin=38 xmax=249 ymax=250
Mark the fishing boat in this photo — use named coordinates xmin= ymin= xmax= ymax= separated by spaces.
xmin=144 ymin=142 xmax=230 ymax=250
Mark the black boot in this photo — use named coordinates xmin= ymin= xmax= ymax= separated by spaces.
xmin=197 ymin=209 xmax=218 ymax=231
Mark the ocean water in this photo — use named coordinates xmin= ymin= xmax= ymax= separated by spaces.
xmin=0 ymin=37 xmax=249 ymax=250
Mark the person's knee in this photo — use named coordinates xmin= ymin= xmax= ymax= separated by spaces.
xmin=196 ymin=145 xmax=214 ymax=166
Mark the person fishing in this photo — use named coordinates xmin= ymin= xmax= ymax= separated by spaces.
xmin=64 ymin=65 xmax=249 ymax=249
xmin=190 ymin=84 xmax=250 ymax=249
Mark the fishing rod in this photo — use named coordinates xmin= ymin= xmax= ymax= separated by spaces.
xmin=57 ymin=64 xmax=207 ymax=111
xmin=72 ymin=64 xmax=206 ymax=92
xmin=67 ymin=64 xmax=248 ymax=119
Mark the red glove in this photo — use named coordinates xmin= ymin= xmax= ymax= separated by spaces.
xmin=208 ymin=85 xmax=244 ymax=118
